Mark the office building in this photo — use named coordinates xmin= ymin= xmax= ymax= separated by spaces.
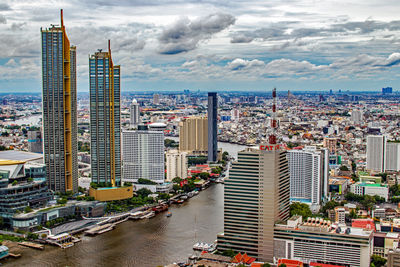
xmin=27 ymin=130 xmax=43 ymax=153
xmin=386 ymin=142 xmax=400 ymax=171
xmin=388 ymin=249 xmax=400 ymax=267
xmin=274 ymin=216 xmax=373 ymax=267
xmin=41 ymin=10 xmax=78 ymax=192
xmin=351 ymin=110 xmax=363 ymax=124
xmin=89 ymin=41 xmax=121 ymax=187
xmin=208 ymin=92 xmax=218 ymax=162
xmin=130 ymin=99 xmax=140 ymax=128
xmin=366 ymin=135 xmax=386 ymax=172
xmin=166 ymin=150 xmax=188 ymax=181
xmin=217 ymin=145 xmax=290 ymax=262
xmin=288 ymin=146 xmax=329 ymax=206
xmin=122 ymin=125 xmax=164 ymax=184
xmin=179 ymin=116 xmax=208 ymax=155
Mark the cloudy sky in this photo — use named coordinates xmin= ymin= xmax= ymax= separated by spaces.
xmin=0 ymin=0 xmax=399 ymax=92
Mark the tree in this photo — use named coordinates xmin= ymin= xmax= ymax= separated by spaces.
xmin=376 ymin=173 xmax=388 ymax=182
xmin=138 ymin=178 xmax=157 ymax=185
xmin=370 ymin=255 xmax=386 ymax=267
xmin=136 ymin=188 xmax=152 ymax=198
xmin=24 ymin=206 xmax=33 ymax=213
xmin=339 ymin=165 xmax=349 ymax=171
xmin=221 ymin=249 xmax=236 ymax=257
xmin=290 ymin=202 xmax=312 ymax=219
xmin=361 ymin=195 xmax=376 ymax=211
xmin=349 ymin=209 xmax=358 ymax=219
xmin=262 ymin=264 xmax=271 ymax=267
xmin=321 ymin=200 xmax=340 ymax=215
xmin=12 ymin=180 xmax=17 ymax=186
xmin=278 ymin=264 xmax=287 ymax=267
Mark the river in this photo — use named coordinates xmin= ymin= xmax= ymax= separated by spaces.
xmin=167 ymin=136 xmax=249 ymax=159
xmin=6 ymin=184 xmax=224 ymax=267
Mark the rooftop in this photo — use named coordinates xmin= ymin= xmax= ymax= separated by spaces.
xmin=0 ymin=151 xmax=43 ymax=162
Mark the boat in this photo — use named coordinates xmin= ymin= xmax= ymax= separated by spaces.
xmin=140 ymin=211 xmax=155 ymax=219
xmin=152 ymin=204 xmax=169 ymax=213
xmin=166 ymin=212 xmax=172 ymax=217
xmin=180 ymin=195 xmax=188 ymax=200
xmin=193 ymin=242 xmax=217 ymax=252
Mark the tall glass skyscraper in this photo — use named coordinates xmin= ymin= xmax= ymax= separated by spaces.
xmin=41 ymin=10 xmax=78 ymax=193
xmin=207 ymin=92 xmax=218 ymax=162
xmin=89 ymin=41 xmax=121 ymax=187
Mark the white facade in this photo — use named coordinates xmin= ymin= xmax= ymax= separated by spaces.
xmin=386 ymin=142 xmax=400 ymax=171
xmin=288 ymin=146 xmax=328 ymax=206
xmin=166 ymin=150 xmax=188 ymax=181
xmin=130 ymin=99 xmax=140 ymax=128
xmin=350 ymin=183 xmax=389 ymax=201
xmin=122 ymin=129 xmax=164 ymax=184
xmin=230 ymin=109 xmax=240 ymax=120
xmin=366 ymin=135 xmax=386 ymax=172
xmin=351 ymin=110 xmax=363 ymax=124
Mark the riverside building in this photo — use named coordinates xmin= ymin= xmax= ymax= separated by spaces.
xmin=41 ymin=10 xmax=78 ymax=193
xmin=217 ymin=144 xmax=290 ymax=262
xmin=208 ymin=92 xmax=218 ymax=162
xmin=179 ymin=116 xmax=208 ymax=155
xmin=89 ymin=41 xmax=121 ymax=187
xmin=166 ymin=150 xmax=188 ymax=181
xmin=122 ymin=125 xmax=164 ymax=184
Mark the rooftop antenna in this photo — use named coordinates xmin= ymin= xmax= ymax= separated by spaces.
xmin=268 ymin=88 xmax=277 ymax=145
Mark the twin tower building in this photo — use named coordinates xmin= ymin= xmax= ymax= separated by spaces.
xmin=41 ymin=10 xmax=120 ymax=192
xmin=41 ymin=11 xmax=218 ymax=193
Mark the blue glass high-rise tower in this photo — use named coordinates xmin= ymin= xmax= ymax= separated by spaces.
xmin=41 ymin=10 xmax=78 ymax=193
xmin=89 ymin=41 xmax=121 ymax=186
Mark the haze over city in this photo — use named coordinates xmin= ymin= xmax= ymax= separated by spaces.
xmin=0 ymin=0 xmax=400 ymax=92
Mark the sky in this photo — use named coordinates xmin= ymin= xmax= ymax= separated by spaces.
xmin=0 ymin=0 xmax=399 ymax=92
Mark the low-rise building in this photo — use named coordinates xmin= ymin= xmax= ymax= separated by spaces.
xmin=350 ymin=182 xmax=389 ymax=201
xmin=274 ymin=216 xmax=373 ymax=267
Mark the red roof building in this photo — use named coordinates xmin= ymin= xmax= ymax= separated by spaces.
xmin=352 ymin=218 xmax=376 ymax=231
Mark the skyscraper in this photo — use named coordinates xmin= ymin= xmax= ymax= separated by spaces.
xmin=207 ymin=92 xmax=217 ymax=162
xmin=217 ymin=145 xmax=290 ymax=261
xmin=179 ymin=116 xmax=208 ymax=155
xmin=41 ymin=10 xmax=78 ymax=193
xmin=130 ymin=99 xmax=140 ymax=128
xmin=89 ymin=41 xmax=121 ymax=187
xmin=28 ymin=130 xmax=43 ymax=153
xmin=351 ymin=110 xmax=363 ymax=124
xmin=122 ymin=126 xmax=164 ymax=184
xmin=288 ymin=146 xmax=329 ymax=206
xmin=366 ymin=135 xmax=386 ymax=172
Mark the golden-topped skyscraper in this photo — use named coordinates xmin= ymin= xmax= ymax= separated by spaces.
xmin=41 ymin=10 xmax=78 ymax=192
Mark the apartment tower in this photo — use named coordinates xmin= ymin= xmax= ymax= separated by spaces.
xmin=218 ymin=145 xmax=290 ymax=261
xmin=89 ymin=41 xmax=121 ymax=186
xmin=41 ymin=10 xmax=78 ymax=192
xmin=208 ymin=92 xmax=218 ymax=162
xmin=366 ymin=135 xmax=386 ymax=172
xmin=179 ymin=116 xmax=208 ymax=155
xmin=130 ymin=99 xmax=140 ymax=128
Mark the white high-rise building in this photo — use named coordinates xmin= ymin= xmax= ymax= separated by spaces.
xmin=288 ymin=146 xmax=329 ymax=206
xmin=231 ymin=109 xmax=240 ymax=120
xmin=351 ymin=110 xmax=363 ymax=124
xmin=386 ymin=142 xmax=400 ymax=171
xmin=366 ymin=135 xmax=386 ymax=172
xmin=130 ymin=99 xmax=140 ymax=128
xmin=166 ymin=150 xmax=187 ymax=181
xmin=122 ymin=126 xmax=164 ymax=184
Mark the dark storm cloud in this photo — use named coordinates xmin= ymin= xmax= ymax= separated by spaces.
xmin=158 ymin=13 xmax=236 ymax=54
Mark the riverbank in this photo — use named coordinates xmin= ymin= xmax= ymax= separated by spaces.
xmin=5 ymin=184 xmax=224 ymax=267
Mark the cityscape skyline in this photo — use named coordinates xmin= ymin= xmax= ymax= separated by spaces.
xmin=0 ymin=1 xmax=400 ymax=92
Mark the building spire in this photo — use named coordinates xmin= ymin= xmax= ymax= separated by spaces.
xmin=60 ymin=9 xmax=64 ymax=27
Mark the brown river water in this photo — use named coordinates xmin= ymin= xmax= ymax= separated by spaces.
xmin=5 ymin=184 xmax=224 ymax=267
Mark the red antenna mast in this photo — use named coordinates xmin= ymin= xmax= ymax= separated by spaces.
xmin=268 ymin=88 xmax=277 ymax=144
